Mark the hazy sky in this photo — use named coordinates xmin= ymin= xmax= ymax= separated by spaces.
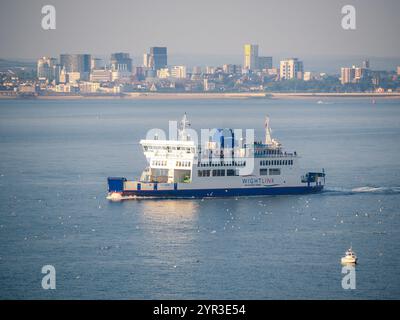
xmin=0 ymin=0 xmax=399 ymax=65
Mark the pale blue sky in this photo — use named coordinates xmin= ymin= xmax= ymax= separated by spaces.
xmin=0 ymin=0 xmax=399 ymax=70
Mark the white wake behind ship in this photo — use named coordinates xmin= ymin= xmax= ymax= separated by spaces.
xmin=107 ymin=114 xmax=325 ymax=200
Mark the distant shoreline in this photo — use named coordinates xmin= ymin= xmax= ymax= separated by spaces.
xmin=1 ymin=92 xmax=400 ymax=100
xmin=269 ymin=92 xmax=400 ymax=100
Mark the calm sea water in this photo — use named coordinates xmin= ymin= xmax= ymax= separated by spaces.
xmin=0 ymin=97 xmax=399 ymax=299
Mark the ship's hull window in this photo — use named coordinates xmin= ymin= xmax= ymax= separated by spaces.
xmin=269 ymin=168 xmax=281 ymax=175
xmin=212 ymin=169 xmax=225 ymax=177
xmin=227 ymin=169 xmax=238 ymax=176
xmin=198 ymin=170 xmax=210 ymax=177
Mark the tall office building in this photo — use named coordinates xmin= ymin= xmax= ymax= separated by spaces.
xmin=243 ymin=44 xmax=259 ymax=70
xmin=37 ymin=57 xmax=57 ymax=81
xmin=149 ymin=47 xmax=167 ymax=70
xmin=133 ymin=66 xmax=145 ymax=80
xmin=91 ymin=58 xmax=103 ymax=70
xmin=53 ymin=64 xmax=64 ymax=84
xmin=58 ymin=66 xmax=67 ymax=84
xmin=397 ymin=66 xmax=400 ymax=76
xmin=143 ymin=53 xmax=153 ymax=68
xmin=354 ymin=67 xmax=365 ymax=82
xmin=280 ymin=58 xmax=304 ymax=80
xmin=257 ymin=56 xmax=273 ymax=70
xmin=362 ymin=59 xmax=370 ymax=69
xmin=341 ymin=67 xmax=356 ymax=84
xmin=59 ymin=54 xmax=91 ymax=80
xmin=341 ymin=65 xmax=365 ymax=84
xmin=110 ymin=52 xmax=132 ymax=72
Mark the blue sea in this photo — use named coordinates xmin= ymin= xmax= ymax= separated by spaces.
xmin=0 ymin=97 xmax=399 ymax=299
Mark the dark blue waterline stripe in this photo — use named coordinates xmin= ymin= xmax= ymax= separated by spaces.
xmin=119 ymin=186 xmax=323 ymax=198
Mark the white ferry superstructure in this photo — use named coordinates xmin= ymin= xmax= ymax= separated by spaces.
xmin=107 ymin=114 xmax=325 ymax=200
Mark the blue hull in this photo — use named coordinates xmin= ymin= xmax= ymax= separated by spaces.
xmin=120 ymin=185 xmax=324 ymax=198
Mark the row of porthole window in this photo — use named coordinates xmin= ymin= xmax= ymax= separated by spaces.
xmin=176 ymin=161 xmax=191 ymax=167
xmin=198 ymin=169 xmax=239 ymax=177
xmin=260 ymin=159 xmax=293 ymax=166
xmin=152 ymin=160 xmax=167 ymax=166
xmin=198 ymin=161 xmax=246 ymax=167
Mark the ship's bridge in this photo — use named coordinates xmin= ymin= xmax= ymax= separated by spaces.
xmin=251 ymin=141 xmax=297 ymax=158
xmin=141 ymin=139 xmax=196 ymax=159
xmin=140 ymin=139 xmax=196 ymax=183
xmin=139 ymin=113 xmax=196 ymax=184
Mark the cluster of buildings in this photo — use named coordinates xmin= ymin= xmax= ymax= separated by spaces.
xmin=1 ymin=44 xmax=400 ymax=97
xmin=340 ymin=60 xmax=371 ymax=84
xmin=36 ymin=53 xmax=131 ymax=94
xmin=33 ymin=44 xmax=310 ymax=95
xmin=339 ymin=60 xmax=400 ymax=92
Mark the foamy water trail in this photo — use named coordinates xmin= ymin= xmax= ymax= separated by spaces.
xmin=323 ymin=186 xmax=400 ymax=196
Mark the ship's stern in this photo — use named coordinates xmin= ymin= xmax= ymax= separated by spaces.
xmin=301 ymin=171 xmax=325 ymax=191
xmin=107 ymin=177 xmax=126 ymax=200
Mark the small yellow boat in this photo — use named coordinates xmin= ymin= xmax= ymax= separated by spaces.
xmin=341 ymin=247 xmax=357 ymax=264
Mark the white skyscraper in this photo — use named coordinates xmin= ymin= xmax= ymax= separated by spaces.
xmin=280 ymin=58 xmax=304 ymax=80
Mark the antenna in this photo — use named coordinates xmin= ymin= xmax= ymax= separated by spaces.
xmin=178 ymin=113 xmax=191 ymax=141
xmin=265 ymin=115 xmax=272 ymax=145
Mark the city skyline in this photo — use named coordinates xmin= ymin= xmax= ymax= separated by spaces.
xmin=27 ymin=50 xmax=400 ymax=75
xmin=4 ymin=44 xmax=396 ymax=98
xmin=1 ymin=0 xmax=400 ymax=63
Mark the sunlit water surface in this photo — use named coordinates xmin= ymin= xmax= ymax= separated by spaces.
xmin=0 ymin=98 xmax=399 ymax=299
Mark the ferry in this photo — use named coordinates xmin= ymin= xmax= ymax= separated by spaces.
xmin=107 ymin=114 xmax=325 ymax=200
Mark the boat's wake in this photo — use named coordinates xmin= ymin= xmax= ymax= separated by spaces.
xmin=323 ymin=186 xmax=400 ymax=196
